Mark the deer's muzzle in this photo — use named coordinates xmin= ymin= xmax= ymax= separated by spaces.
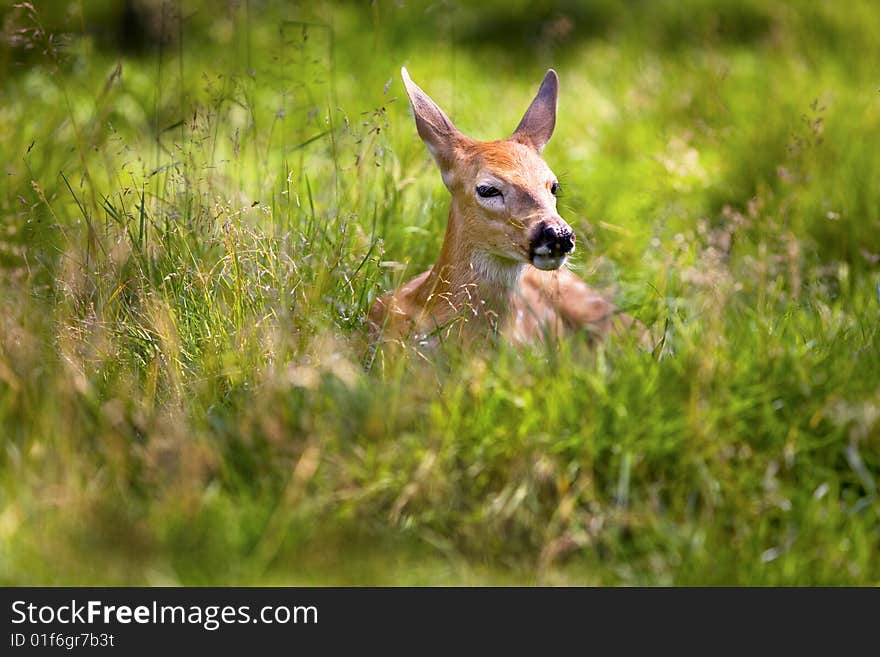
xmin=529 ymin=220 xmax=575 ymax=270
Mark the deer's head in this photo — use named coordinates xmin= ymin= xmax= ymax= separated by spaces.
xmin=401 ymin=67 xmax=575 ymax=273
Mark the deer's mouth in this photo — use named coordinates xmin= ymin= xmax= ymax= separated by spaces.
xmin=530 ymin=252 xmax=569 ymax=271
xmin=529 ymin=240 xmax=572 ymax=271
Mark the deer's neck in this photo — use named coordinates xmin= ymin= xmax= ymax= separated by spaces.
xmin=415 ymin=204 xmax=524 ymax=332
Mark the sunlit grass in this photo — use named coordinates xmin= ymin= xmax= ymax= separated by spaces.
xmin=0 ymin=0 xmax=878 ymax=585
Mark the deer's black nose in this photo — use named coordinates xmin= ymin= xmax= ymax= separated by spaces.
xmin=531 ymin=221 xmax=575 ymax=258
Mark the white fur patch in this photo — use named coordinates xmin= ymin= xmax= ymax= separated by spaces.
xmin=475 ymin=194 xmax=505 ymax=211
xmin=471 ymin=252 xmax=524 ymax=289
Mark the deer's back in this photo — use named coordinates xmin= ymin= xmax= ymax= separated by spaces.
xmin=506 ymin=267 xmax=623 ymax=343
xmin=369 ymin=266 xmax=633 ymax=345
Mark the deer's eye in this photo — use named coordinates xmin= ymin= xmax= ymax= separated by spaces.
xmin=550 ymin=182 xmax=560 ymax=196
xmin=476 ymin=185 xmax=502 ymax=198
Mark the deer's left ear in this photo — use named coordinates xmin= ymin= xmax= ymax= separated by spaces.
xmin=511 ymin=69 xmax=558 ymax=153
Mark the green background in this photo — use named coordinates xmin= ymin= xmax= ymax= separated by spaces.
xmin=0 ymin=0 xmax=878 ymax=584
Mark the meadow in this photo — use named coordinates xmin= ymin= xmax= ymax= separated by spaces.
xmin=0 ymin=0 xmax=878 ymax=585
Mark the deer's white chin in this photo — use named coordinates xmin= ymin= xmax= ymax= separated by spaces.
xmin=531 ymin=254 xmax=568 ymax=271
xmin=471 ymin=252 xmax=525 ymax=289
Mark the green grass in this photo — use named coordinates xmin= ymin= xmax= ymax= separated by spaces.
xmin=0 ymin=0 xmax=878 ymax=585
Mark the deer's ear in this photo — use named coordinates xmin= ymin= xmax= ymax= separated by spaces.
xmin=401 ymin=67 xmax=460 ymax=172
xmin=511 ymin=69 xmax=558 ymax=153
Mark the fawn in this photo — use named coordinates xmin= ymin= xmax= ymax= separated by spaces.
xmin=369 ymin=67 xmax=640 ymax=346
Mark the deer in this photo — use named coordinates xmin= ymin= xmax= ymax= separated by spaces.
xmin=369 ymin=67 xmax=643 ymax=348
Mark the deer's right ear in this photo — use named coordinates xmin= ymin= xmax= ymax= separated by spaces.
xmin=401 ymin=67 xmax=460 ymax=176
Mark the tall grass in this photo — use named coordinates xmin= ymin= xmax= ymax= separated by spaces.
xmin=0 ymin=0 xmax=878 ymax=584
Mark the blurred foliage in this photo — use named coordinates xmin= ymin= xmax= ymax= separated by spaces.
xmin=0 ymin=0 xmax=878 ymax=584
